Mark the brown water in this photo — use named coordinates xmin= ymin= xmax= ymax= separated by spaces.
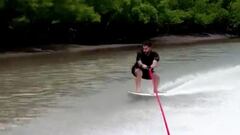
xmin=1 ymin=40 xmax=240 ymax=135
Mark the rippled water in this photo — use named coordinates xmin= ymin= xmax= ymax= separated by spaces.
xmin=1 ymin=40 xmax=240 ymax=135
xmin=0 ymin=47 xmax=138 ymax=129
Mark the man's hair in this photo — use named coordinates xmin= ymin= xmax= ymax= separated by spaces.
xmin=142 ymin=41 xmax=152 ymax=47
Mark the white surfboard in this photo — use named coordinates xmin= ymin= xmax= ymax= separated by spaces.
xmin=128 ymin=91 xmax=165 ymax=96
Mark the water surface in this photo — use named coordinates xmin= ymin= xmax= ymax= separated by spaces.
xmin=1 ymin=41 xmax=240 ymax=135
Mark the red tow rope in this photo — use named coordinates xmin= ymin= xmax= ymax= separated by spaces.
xmin=149 ymin=68 xmax=170 ymax=135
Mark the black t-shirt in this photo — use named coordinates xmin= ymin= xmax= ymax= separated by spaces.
xmin=136 ymin=51 xmax=159 ymax=66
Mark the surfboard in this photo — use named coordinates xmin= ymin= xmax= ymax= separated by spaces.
xmin=128 ymin=91 xmax=165 ymax=96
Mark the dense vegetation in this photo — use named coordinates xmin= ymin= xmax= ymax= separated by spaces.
xmin=0 ymin=0 xmax=240 ymax=50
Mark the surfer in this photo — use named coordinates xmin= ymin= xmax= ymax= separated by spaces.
xmin=131 ymin=41 xmax=160 ymax=92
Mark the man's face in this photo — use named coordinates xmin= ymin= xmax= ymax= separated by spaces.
xmin=143 ymin=45 xmax=151 ymax=54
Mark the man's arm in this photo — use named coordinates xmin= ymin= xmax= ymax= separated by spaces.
xmin=150 ymin=52 xmax=160 ymax=68
xmin=137 ymin=60 xmax=143 ymax=66
xmin=150 ymin=60 xmax=158 ymax=68
xmin=136 ymin=52 xmax=148 ymax=69
xmin=138 ymin=60 xmax=148 ymax=69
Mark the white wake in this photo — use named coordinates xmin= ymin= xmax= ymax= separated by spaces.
xmin=157 ymin=65 xmax=240 ymax=96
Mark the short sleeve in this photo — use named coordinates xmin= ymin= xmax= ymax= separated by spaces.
xmin=153 ymin=52 xmax=159 ymax=61
xmin=136 ymin=52 xmax=142 ymax=61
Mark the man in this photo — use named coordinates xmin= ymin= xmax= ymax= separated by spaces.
xmin=131 ymin=41 xmax=160 ymax=92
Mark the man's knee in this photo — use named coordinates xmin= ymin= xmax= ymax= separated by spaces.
xmin=135 ymin=69 xmax=142 ymax=77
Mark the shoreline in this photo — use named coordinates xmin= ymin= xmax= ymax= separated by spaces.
xmin=0 ymin=34 xmax=239 ymax=58
xmin=151 ymin=34 xmax=235 ymax=45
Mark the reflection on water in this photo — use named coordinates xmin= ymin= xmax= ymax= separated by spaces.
xmin=1 ymin=40 xmax=240 ymax=132
xmin=0 ymin=48 xmax=135 ymax=129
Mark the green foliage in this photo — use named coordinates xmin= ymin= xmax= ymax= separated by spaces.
xmin=192 ymin=0 xmax=228 ymax=25
xmin=21 ymin=0 xmax=54 ymax=22
xmin=11 ymin=16 xmax=30 ymax=26
xmin=229 ymin=0 xmax=240 ymax=28
xmin=1 ymin=0 xmax=234 ymax=27
xmin=165 ymin=9 xmax=192 ymax=24
xmin=156 ymin=0 xmax=193 ymax=25
xmin=1 ymin=0 xmax=240 ymax=42
xmin=144 ymin=0 xmax=161 ymax=5
xmin=106 ymin=0 xmax=132 ymax=22
xmin=86 ymin=0 xmax=122 ymax=15
xmin=167 ymin=0 xmax=194 ymax=10
xmin=74 ymin=5 xmax=100 ymax=22
xmin=11 ymin=0 xmax=100 ymax=24
xmin=53 ymin=0 xmax=100 ymax=23
xmin=221 ymin=0 xmax=232 ymax=8
xmin=0 ymin=0 xmax=4 ymax=9
xmin=131 ymin=3 xmax=158 ymax=24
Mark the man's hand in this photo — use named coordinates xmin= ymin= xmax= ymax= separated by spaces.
xmin=150 ymin=60 xmax=158 ymax=68
xmin=142 ymin=64 xmax=149 ymax=69
xmin=142 ymin=64 xmax=148 ymax=69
